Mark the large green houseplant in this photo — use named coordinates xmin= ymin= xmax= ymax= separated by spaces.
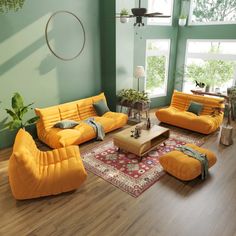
xmin=0 ymin=0 xmax=26 ymax=13
xmin=5 ymin=92 xmax=39 ymax=130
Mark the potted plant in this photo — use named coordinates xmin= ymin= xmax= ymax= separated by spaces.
xmin=219 ymin=86 xmax=236 ymax=146
xmin=179 ymin=15 xmax=187 ymax=26
xmin=120 ymin=8 xmax=130 ymax=23
xmin=118 ymin=89 xmax=150 ymax=110
xmin=5 ymin=92 xmax=39 ymax=130
xmin=0 ymin=0 xmax=26 ymax=13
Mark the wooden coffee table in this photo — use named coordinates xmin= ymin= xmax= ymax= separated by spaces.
xmin=113 ymin=124 xmax=170 ymax=159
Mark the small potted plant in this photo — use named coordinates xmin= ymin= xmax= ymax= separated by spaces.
xmin=179 ymin=15 xmax=187 ymax=26
xmin=120 ymin=8 xmax=130 ymax=23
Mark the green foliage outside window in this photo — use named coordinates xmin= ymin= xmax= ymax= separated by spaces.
xmin=187 ymin=60 xmax=235 ymax=90
xmin=193 ymin=0 xmax=236 ymax=22
xmin=186 ymin=45 xmax=236 ymax=91
xmin=146 ymin=56 xmax=166 ymax=92
xmin=0 ymin=0 xmax=25 ymax=13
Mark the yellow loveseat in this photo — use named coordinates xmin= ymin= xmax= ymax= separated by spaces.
xmin=35 ymin=93 xmax=128 ymax=148
xmin=156 ymin=90 xmax=224 ymax=134
xmin=9 ymin=129 xmax=87 ymax=200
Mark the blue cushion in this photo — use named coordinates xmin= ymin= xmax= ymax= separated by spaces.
xmin=187 ymin=101 xmax=203 ymax=116
xmin=54 ymin=120 xmax=79 ymax=129
xmin=93 ymin=99 xmax=110 ymax=116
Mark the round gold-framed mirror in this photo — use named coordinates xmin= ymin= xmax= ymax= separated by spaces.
xmin=45 ymin=11 xmax=86 ymax=61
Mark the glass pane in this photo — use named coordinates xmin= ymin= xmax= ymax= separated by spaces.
xmin=188 ymin=41 xmax=236 ymax=55
xmin=146 ymin=40 xmax=170 ymax=97
xmin=191 ymin=0 xmax=236 ymax=23
xmin=147 ymin=40 xmax=169 ymax=52
xmin=183 ymin=41 xmax=236 ymax=94
xmin=147 ymin=0 xmax=173 ymax=25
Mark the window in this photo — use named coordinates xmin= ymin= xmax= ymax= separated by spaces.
xmin=147 ymin=0 xmax=173 ymax=25
xmin=145 ymin=39 xmax=170 ymax=97
xmin=183 ymin=40 xmax=236 ymax=94
xmin=189 ymin=0 xmax=236 ymax=25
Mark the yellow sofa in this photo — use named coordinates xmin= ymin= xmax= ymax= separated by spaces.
xmin=8 ymin=129 xmax=87 ymax=200
xmin=156 ymin=90 xmax=224 ymax=134
xmin=35 ymin=93 xmax=128 ymax=148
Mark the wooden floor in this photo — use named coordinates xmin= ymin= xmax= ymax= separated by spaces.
xmin=0 ymin=111 xmax=236 ymax=236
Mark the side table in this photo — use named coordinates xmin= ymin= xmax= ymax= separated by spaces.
xmin=118 ymin=100 xmax=150 ymax=122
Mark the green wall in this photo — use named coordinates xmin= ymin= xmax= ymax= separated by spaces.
xmin=116 ymin=0 xmax=135 ymax=93
xmin=0 ymin=0 xmax=101 ymax=149
xmin=100 ymin=0 xmax=116 ymax=111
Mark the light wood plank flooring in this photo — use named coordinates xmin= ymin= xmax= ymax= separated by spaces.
xmin=0 ymin=110 xmax=236 ymax=236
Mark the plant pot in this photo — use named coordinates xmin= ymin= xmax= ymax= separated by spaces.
xmin=220 ymin=125 xmax=233 ymax=146
xmin=119 ymin=99 xmax=150 ymax=110
xmin=120 ymin=16 xmax=129 ymax=23
xmin=133 ymin=101 xmax=150 ymax=110
xmin=178 ymin=18 xmax=187 ymax=26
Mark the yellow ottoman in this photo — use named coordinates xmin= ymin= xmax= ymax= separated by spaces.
xmin=159 ymin=143 xmax=217 ymax=181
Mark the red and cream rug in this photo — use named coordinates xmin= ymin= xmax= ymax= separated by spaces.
xmin=81 ymin=131 xmax=204 ymax=197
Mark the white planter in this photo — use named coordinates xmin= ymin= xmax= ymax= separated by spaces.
xmin=120 ymin=16 xmax=129 ymax=24
xmin=179 ymin=18 xmax=187 ymax=26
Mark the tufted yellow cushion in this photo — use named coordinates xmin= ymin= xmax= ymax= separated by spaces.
xmin=8 ymin=129 xmax=87 ymax=200
xmin=156 ymin=90 xmax=224 ymax=134
xmin=159 ymin=143 xmax=217 ymax=181
xmin=35 ymin=93 xmax=128 ymax=148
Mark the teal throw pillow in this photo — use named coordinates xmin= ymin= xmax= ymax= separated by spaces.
xmin=187 ymin=101 xmax=203 ymax=116
xmin=93 ymin=99 xmax=110 ymax=116
xmin=54 ymin=120 xmax=79 ymax=129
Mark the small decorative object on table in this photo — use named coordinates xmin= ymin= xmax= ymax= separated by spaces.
xmin=131 ymin=124 xmax=142 ymax=139
xmin=146 ymin=117 xmax=151 ymax=130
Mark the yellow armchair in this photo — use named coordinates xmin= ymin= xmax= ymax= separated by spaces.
xmin=8 ymin=129 xmax=87 ymax=200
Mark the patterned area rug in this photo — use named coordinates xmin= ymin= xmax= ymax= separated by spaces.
xmin=81 ymin=131 xmax=204 ymax=197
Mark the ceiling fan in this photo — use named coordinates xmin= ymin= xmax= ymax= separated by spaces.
xmin=116 ymin=0 xmax=170 ymax=27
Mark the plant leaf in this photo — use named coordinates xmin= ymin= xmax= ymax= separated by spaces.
xmin=5 ymin=109 xmax=17 ymax=119
xmin=25 ymin=116 xmax=39 ymax=125
xmin=8 ymin=120 xmax=22 ymax=131
xmin=19 ymin=103 xmax=34 ymax=119
xmin=12 ymin=92 xmax=24 ymax=113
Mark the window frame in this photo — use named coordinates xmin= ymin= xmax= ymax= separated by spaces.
xmin=147 ymin=0 xmax=174 ymax=26
xmin=145 ymin=39 xmax=171 ymax=98
xmin=182 ymin=39 xmax=236 ymax=92
xmin=188 ymin=0 xmax=236 ymax=26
